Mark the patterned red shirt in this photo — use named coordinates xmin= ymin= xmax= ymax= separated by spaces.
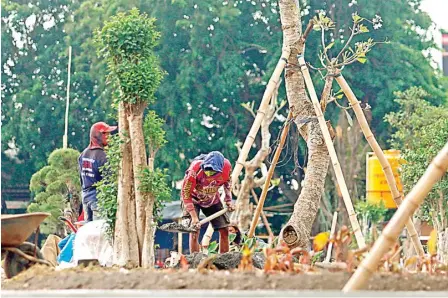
xmin=181 ymin=159 xmax=232 ymax=212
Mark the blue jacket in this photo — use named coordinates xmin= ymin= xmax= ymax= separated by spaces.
xmin=78 ymin=148 xmax=107 ymax=204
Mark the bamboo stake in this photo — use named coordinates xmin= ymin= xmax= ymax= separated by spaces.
xmin=63 ymin=46 xmax=72 ymax=149
xmin=247 ymin=112 xmax=292 ymax=238
xmin=251 ymin=189 xmax=274 ymax=239
xmin=247 ymin=111 xmax=292 ymax=238
xmin=231 ymin=49 xmax=291 ymax=189
xmin=324 ymin=211 xmax=338 ymax=263
xmin=335 ymin=73 xmax=425 ymax=256
xmin=343 ymin=142 xmax=448 ymax=292
xmin=298 ymin=55 xmax=365 ymax=248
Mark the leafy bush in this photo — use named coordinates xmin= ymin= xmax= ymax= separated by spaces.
xmin=28 ymin=148 xmax=81 ymax=234
xmin=385 ymin=87 xmax=448 ymax=233
xmin=96 ymin=133 xmax=121 ymax=239
xmin=139 ymin=167 xmax=172 ymax=223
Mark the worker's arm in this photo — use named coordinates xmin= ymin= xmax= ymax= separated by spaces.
xmin=223 ymin=160 xmax=235 ymax=211
xmin=181 ymin=170 xmax=199 ymax=221
xmin=223 ymin=180 xmax=235 ymax=211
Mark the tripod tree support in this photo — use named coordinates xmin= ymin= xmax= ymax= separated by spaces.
xmin=298 ymin=55 xmax=365 ymax=248
xmin=247 ymin=112 xmax=292 ymax=238
xmin=335 ymin=73 xmax=425 ymax=256
xmin=343 ymin=142 xmax=448 ymax=291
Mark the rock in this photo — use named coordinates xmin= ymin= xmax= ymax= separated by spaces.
xmin=213 ymin=252 xmax=241 ymax=270
xmin=252 ymin=252 xmax=266 ymax=269
xmin=185 ymin=253 xmax=207 ymax=268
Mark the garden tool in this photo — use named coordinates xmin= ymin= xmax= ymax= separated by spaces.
xmin=158 ymin=208 xmax=228 ymax=233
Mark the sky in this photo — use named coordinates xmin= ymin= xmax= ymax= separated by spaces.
xmin=420 ymin=0 xmax=448 ymax=69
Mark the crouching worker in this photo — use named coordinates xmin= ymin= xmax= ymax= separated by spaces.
xmin=79 ymin=122 xmax=117 ymax=222
xmin=181 ymin=151 xmax=235 ymax=254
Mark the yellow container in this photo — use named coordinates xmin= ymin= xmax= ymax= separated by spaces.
xmin=366 ymin=149 xmax=404 ymax=209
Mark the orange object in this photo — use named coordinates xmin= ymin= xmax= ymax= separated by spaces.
xmin=366 ymin=150 xmax=404 ymax=209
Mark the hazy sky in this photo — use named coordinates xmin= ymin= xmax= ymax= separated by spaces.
xmin=421 ymin=0 xmax=448 ymax=69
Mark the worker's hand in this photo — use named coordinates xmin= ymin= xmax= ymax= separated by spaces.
xmin=190 ymin=216 xmax=201 ymax=230
xmin=226 ymin=202 xmax=235 ymax=212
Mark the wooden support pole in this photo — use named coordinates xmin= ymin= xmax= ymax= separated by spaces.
xmin=335 ymin=73 xmax=425 ymax=256
xmin=247 ymin=112 xmax=292 ymax=238
xmin=298 ymin=55 xmax=365 ymax=248
xmin=63 ymin=46 xmax=72 ymax=149
xmin=324 ymin=211 xmax=338 ymax=263
xmin=231 ymin=49 xmax=291 ymax=189
xmin=343 ymin=142 xmax=448 ymax=291
xmin=251 ymin=189 xmax=274 ymax=240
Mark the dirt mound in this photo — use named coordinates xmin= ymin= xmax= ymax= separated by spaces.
xmin=3 ymin=263 xmax=448 ymax=291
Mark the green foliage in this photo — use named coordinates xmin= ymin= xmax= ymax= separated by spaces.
xmin=385 ymin=87 xmax=448 ymax=232
xmin=96 ymin=8 xmax=165 ymax=105
xmin=27 ymin=148 xmax=81 ymax=234
xmin=96 ymin=8 xmax=160 ymax=61
xmin=111 ymin=54 xmax=164 ymax=104
xmin=96 ymin=133 xmax=121 ymax=239
xmin=143 ymin=110 xmax=167 ymax=156
xmin=1 ymin=0 xmax=115 ymax=191
xmin=311 ymin=250 xmax=324 ymax=265
xmin=138 ymin=167 xmax=172 ymax=223
xmin=355 ymin=200 xmax=387 ymax=224
xmin=207 ymin=240 xmax=219 ymax=255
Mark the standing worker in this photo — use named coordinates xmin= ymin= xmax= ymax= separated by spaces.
xmin=78 ymin=122 xmax=117 ymax=222
xmin=181 ymin=151 xmax=235 ymax=254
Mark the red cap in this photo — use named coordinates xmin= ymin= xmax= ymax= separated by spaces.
xmin=91 ymin=122 xmax=117 ymax=134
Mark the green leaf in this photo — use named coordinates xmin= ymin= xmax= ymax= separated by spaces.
xmin=325 ymin=42 xmax=335 ymax=51
xmin=345 ymin=110 xmax=353 ymax=127
xmin=357 ymin=57 xmax=367 ymax=64
xmin=359 ymin=24 xmax=369 ymax=33
xmin=352 ymin=13 xmax=362 ymax=23
xmin=208 ymin=241 xmax=219 ymax=254
xmin=270 ymin=178 xmax=281 ymax=187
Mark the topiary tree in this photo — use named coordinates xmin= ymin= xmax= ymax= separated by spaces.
xmin=96 ymin=8 xmax=165 ymax=268
xmin=28 ymin=148 xmax=81 ymax=235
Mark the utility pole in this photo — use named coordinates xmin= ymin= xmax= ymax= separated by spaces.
xmin=63 ymin=46 xmax=72 ymax=149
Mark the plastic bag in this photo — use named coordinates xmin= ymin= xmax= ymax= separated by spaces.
xmin=72 ymin=220 xmax=113 ymax=267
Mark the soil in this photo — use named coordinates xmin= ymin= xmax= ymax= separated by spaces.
xmin=158 ymin=222 xmax=197 ymax=233
xmin=181 ymin=252 xmax=266 ymax=270
xmin=2 ymin=264 xmax=448 ymax=291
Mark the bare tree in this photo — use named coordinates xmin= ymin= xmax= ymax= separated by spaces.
xmin=234 ymin=84 xmax=286 ymax=231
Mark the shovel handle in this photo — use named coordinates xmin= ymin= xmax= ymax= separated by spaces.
xmin=199 ymin=208 xmax=228 ymax=225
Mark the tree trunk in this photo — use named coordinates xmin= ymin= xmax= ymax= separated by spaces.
xmin=236 ymin=174 xmax=255 ymax=231
xmin=278 ymin=0 xmax=330 ymax=248
xmin=126 ymin=102 xmax=148 ymax=264
xmin=438 ymin=228 xmax=448 ymax=265
xmin=114 ymin=102 xmax=139 ymax=267
xmin=142 ymin=157 xmax=156 ymax=268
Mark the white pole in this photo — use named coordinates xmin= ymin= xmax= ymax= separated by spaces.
xmin=63 ymin=46 xmax=72 ymax=149
xmin=324 ymin=211 xmax=338 ymax=263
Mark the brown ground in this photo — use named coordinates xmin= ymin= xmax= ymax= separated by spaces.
xmin=2 ymin=264 xmax=448 ymax=291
